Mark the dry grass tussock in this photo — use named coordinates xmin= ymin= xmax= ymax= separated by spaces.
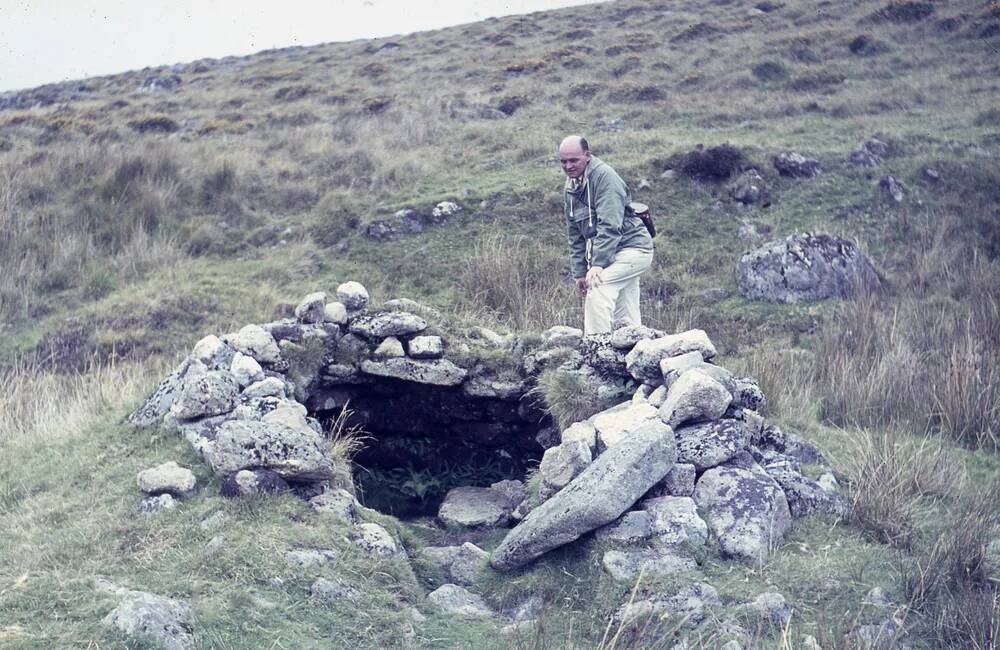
xmin=902 ymin=480 xmax=1000 ymax=649
xmin=457 ymin=232 xmax=581 ymax=331
xmin=0 ymin=357 xmax=167 ymax=448
xmin=845 ymin=427 xmax=962 ymax=549
xmin=814 ymin=216 xmax=1000 ymax=449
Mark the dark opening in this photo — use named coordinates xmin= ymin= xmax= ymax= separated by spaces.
xmin=309 ymin=378 xmax=548 ymax=517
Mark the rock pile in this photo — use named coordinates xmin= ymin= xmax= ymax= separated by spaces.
xmin=131 ymin=281 xmax=846 ymax=585
xmin=487 ymin=327 xmax=846 ymax=572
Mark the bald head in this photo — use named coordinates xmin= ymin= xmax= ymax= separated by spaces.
xmin=559 ymin=135 xmax=591 ymax=179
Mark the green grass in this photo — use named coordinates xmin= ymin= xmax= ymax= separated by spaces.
xmin=0 ymin=0 xmax=998 ymax=646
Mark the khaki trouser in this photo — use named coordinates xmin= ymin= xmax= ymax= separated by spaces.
xmin=584 ymin=247 xmax=654 ymax=335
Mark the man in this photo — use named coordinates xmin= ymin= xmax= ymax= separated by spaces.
xmin=560 ymin=135 xmax=654 ymax=335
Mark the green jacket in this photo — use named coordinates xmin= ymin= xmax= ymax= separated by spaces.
xmin=564 ymin=156 xmax=653 ymax=279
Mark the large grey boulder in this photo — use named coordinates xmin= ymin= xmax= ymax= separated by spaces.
xmin=736 ymin=233 xmax=881 ymax=304
xmin=103 ymin=590 xmax=195 ymax=650
xmin=439 ymin=486 xmax=518 ymax=528
xmin=658 ymin=369 xmax=732 ymax=429
xmin=359 ymin=358 xmax=467 ymax=386
xmin=136 ymin=462 xmax=197 ymax=497
xmin=675 ymin=420 xmax=752 ymax=471
xmin=693 ymin=459 xmax=791 ymax=562
xmin=491 ymin=418 xmax=677 ymax=571
xmin=204 ymin=420 xmax=335 ymax=481
xmin=350 ymin=312 xmax=427 ymax=339
xmin=428 ymin=584 xmax=493 ymax=618
xmin=625 ymin=330 xmax=717 ymax=384
xmin=169 ymin=370 xmax=240 ymax=420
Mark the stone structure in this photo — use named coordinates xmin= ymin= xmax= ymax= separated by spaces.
xmin=131 ymin=280 xmax=847 ymax=576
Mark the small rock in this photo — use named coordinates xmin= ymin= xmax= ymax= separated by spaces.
xmin=773 ymin=151 xmax=821 ymax=178
xmin=286 ymin=548 xmax=339 ymax=568
xmin=241 ymin=377 xmax=286 ymax=399
xmin=644 ymin=496 xmax=709 ymax=547
xmin=625 ymin=330 xmax=718 ymax=384
xmin=103 ymin=590 xmax=195 ymax=650
xmin=294 ymin=292 xmax=327 ymax=324
xmin=602 ymin=547 xmax=697 ymax=582
xmin=323 ymin=301 xmax=348 ymax=324
xmin=849 ymin=149 xmax=881 ymax=167
xmin=419 ymin=543 xmax=490 ymax=586
xmin=352 ymin=522 xmax=398 ymax=556
xmin=922 ymin=167 xmax=939 ymax=182
xmin=205 ymin=535 xmax=225 ymax=555
xmin=741 ymin=592 xmax=792 ymax=628
xmin=336 ymin=281 xmax=369 ymax=311
xmin=229 ymin=324 xmax=282 ymax=365
xmin=560 ymin=420 xmax=597 ymax=451
xmin=439 ymin=486 xmax=517 ymax=528
xmin=427 ymin=584 xmax=493 ymax=618
xmin=221 ymin=469 xmax=290 ymax=498
xmin=659 ymin=369 xmax=732 ymax=429
xmin=879 ymin=175 xmax=905 ymax=203
xmin=432 ymin=201 xmax=461 ymax=218
xmin=593 ymin=401 xmax=659 ymax=449
xmin=137 ymin=493 xmax=177 ymax=514
xmin=136 ymin=462 xmax=197 ymax=497
xmin=651 ymin=463 xmax=696 ymax=497
xmin=373 ymin=336 xmax=405 ymax=358
xmin=169 ymin=371 xmax=239 ymax=420
xmin=540 ymin=325 xmax=583 ymax=348
xmin=191 ymin=335 xmax=234 ymax=369
xmin=230 ymin=352 xmax=264 ymax=387
xmin=610 ymin=324 xmax=660 ymax=350
xmin=199 ymin=511 xmax=228 ymax=531
xmin=408 ymin=335 xmax=444 ymax=359
xmin=309 ymin=489 xmax=358 ymax=522
xmin=538 ymin=440 xmax=592 ymax=500
xmin=311 ymin=577 xmax=358 ymax=602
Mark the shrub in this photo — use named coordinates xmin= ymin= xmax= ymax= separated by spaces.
xmin=496 ymin=95 xmax=529 ymax=116
xmin=667 ymin=144 xmax=748 ymax=181
xmin=902 ymin=481 xmax=1000 ymax=648
xmin=308 ymin=189 xmax=362 ymax=247
xmin=127 ymin=114 xmax=180 ymax=134
xmin=362 ymin=96 xmax=393 ymax=114
xmin=848 ymin=34 xmax=890 ymax=56
xmin=845 ymin=428 xmax=960 ymax=549
xmin=273 ymin=84 xmax=316 ymax=101
xmin=875 ymin=1 xmax=935 ymax=23
xmin=751 ymin=60 xmax=789 ymax=82
xmin=620 ymin=84 xmax=665 ymax=102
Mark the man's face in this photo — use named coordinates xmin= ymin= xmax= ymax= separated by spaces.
xmin=559 ymin=142 xmax=591 ymax=179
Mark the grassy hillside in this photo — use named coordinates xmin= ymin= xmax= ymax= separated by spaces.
xmin=1 ymin=0 xmax=998 ymax=647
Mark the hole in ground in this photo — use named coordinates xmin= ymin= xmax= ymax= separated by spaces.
xmin=309 ymin=377 xmax=549 ymax=518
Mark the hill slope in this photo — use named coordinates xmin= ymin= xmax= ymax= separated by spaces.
xmin=1 ymin=0 xmax=998 ymax=647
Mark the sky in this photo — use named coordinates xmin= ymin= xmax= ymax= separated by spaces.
xmin=0 ymin=0 xmax=606 ymax=93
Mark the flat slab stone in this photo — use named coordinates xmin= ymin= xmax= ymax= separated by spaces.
xmin=428 ymin=584 xmax=493 ymax=618
xmin=136 ymin=461 xmax=197 ymax=497
xmin=593 ymin=402 xmax=659 ymax=449
xmin=602 ymin=547 xmax=697 ymax=582
xmin=625 ymin=329 xmax=718 ymax=384
xmin=360 ymin=358 xmax=467 ymax=386
xmin=350 ymin=311 xmax=427 ymax=338
xmin=439 ymin=486 xmax=517 ymax=528
xmin=490 ymin=418 xmax=677 ymax=571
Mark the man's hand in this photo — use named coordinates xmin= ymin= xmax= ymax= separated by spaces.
xmin=586 ymin=266 xmax=604 ymax=288
xmin=575 ymin=277 xmax=588 ymax=296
